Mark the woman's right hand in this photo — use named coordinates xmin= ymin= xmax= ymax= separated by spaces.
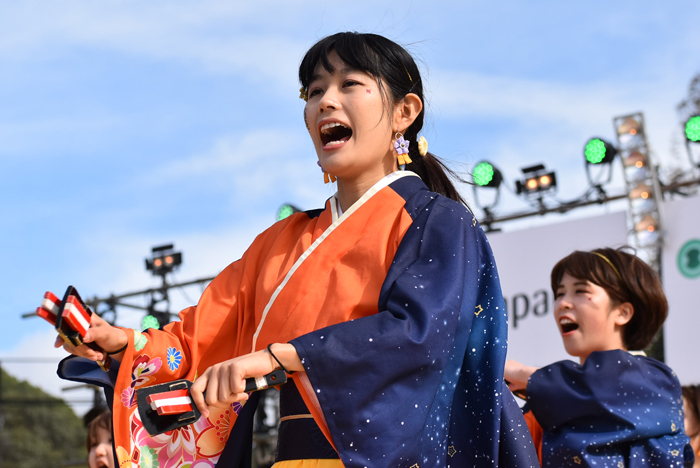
xmin=54 ymin=313 xmax=129 ymax=362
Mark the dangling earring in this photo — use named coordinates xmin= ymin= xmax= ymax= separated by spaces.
xmin=394 ymin=132 xmax=412 ymax=170
xmin=317 ymin=161 xmax=336 ymax=184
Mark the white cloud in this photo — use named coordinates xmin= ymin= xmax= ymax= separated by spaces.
xmin=0 ymin=1 xmax=306 ymax=90
xmin=430 ymin=68 xmax=696 ymax=175
xmin=136 ymin=128 xmax=330 ymax=207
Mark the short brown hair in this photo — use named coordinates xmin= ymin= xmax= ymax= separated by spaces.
xmin=86 ymin=409 xmax=112 ymax=453
xmin=550 ymin=247 xmax=668 ymax=350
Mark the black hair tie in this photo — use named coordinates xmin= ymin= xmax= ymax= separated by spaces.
xmin=106 ymin=342 xmax=128 ymax=355
xmin=267 ymin=343 xmax=295 ymax=374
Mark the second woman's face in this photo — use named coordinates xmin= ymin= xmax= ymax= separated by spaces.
xmin=554 ymin=273 xmax=628 ymax=363
xmin=304 ymin=52 xmax=398 ymax=183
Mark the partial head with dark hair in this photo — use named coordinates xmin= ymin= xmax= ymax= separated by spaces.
xmin=87 ymin=409 xmax=114 ymax=468
xmin=551 ymin=247 xmax=667 ymax=354
xmin=299 ymin=32 xmax=467 ymax=205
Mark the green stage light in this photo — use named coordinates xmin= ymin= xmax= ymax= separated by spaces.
xmin=584 ymin=137 xmax=617 ymax=165
xmin=142 ymin=315 xmax=160 ymax=331
xmin=277 ymin=204 xmax=301 ymax=221
xmin=473 ymin=162 xmax=494 ymax=186
xmin=585 ymin=139 xmax=607 ymax=164
xmin=473 ymin=161 xmax=502 ymax=189
xmin=686 ymin=116 xmax=700 ymax=142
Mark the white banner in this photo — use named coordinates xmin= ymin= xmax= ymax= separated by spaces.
xmin=486 ymin=211 xmax=628 ymax=368
xmin=661 ymin=195 xmax=700 ymax=385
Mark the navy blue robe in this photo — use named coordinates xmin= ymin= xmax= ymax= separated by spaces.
xmin=528 ymin=350 xmax=693 ymax=467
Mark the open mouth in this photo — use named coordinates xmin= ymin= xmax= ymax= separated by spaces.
xmin=320 ymin=122 xmax=353 ymax=148
xmin=559 ymin=317 xmax=579 ymax=334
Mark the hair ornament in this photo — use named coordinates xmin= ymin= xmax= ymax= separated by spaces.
xmin=592 ymin=252 xmax=622 ymax=280
xmin=394 ymin=132 xmax=412 ymax=170
xmin=418 ymin=136 xmax=428 ymax=157
xmin=404 ymin=66 xmax=413 ymax=83
xmin=299 ymin=86 xmax=308 ymax=102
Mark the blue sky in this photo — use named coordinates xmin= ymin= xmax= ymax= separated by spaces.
xmin=1 ymin=0 xmax=698 ymax=408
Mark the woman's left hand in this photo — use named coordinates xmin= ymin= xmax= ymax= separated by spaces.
xmin=504 ymin=359 xmax=538 ymax=393
xmin=190 ymin=343 xmax=303 ymax=419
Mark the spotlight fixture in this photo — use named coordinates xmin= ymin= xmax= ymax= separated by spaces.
xmin=623 ymin=150 xmax=647 ymax=168
xmin=629 ymin=183 xmax=652 ymax=200
xmin=145 ymin=244 xmax=182 ymax=277
xmin=471 ymin=161 xmax=503 ymax=225
xmin=584 ymin=138 xmax=618 ymax=165
xmin=685 ymin=115 xmax=700 ymax=142
xmin=473 ymin=161 xmax=502 ymax=188
xmin=277 ymin=204 xmax=301 ymax=221
xmin=616 ymin=117 xmax=643 ymax=137
xmin=516 ymin=164 xmax=557 ymax=196
xmin=635 ymin=214 xmax=658 ymax=233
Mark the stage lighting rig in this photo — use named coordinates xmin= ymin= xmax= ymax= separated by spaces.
xmin=471 ymin=161 xmax=503 ymax=227
xmin=613 ymin=112 xmax=662 ymax=258
xmin=686 ymin=115 xmax=700 ymax=142
xmin=144 ymin=244 xmax=183 ymax=328
xmin=277 ymin=204 xmax=301 ymax=221
xmin=145 ymin=244 xmax=182 ymax=277
xmin=635 ymin=214 xmax=658 ymax=233
xmin=515 ymin=164 xmax=557 ymax=196
xmin=685 ymin=115 xmax=700 ymax=167
xmin=585 ymin=138 xmax=618 ymax=165
xmin=623 ymin=150 xmax=647 ymax=169
xmin=584 ymin=137 xmax=618 ymax=189
xmin=473 ymin=161 xmax=502 ymax=188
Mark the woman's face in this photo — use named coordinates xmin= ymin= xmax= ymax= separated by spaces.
xmin=304 ymin=52 xmax=398 ymax=184
xmin=88 ymin=425 xmax=114 ymax=468
xmin=554 ymin=273 xmax=631 ymax=363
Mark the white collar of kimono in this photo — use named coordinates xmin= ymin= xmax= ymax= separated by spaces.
xmin=330 ymin=170 xmax=421 ymax=223
xmin=252 ymin=170 xmax=420 ymax=351
xmin=628 ymin=350 xmax=647 ymax=357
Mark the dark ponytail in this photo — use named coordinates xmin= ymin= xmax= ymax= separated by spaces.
xmin=299 ymin=32 xmax=469 ymax=207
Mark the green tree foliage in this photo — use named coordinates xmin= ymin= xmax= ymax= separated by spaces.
xmin=0 ymin=367 xmax=88 ymax=468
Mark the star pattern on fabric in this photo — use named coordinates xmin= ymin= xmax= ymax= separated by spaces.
xmin=447 ymin=445 xmax=457 ymax=457
xmin=475 ymin=305 xmax=483 ymax=316
xmin=671 ymin=450 xmax=680 ymax=456
xmin=671 ymin=422 xmax=677 ymax=432
xmin=617 ymin=462 xmax=624 ymax=468
xmin=573 ymin=456 xmax=581 ymax=464
xmin=472 ymin=217 xmax=477 ymax=227
xmin=409 ymin=464 xmax=419 ymax=468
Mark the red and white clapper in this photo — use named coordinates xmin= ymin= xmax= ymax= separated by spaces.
xmin=147 ymin=388 xmax=194 ymax=415
xmin=137 ymin=370 xmax=287 ymax=436
xmin=35 ymin=291 xmax=61 ymax=326
xmin=35 ymin=285 xmax=111 ymax=372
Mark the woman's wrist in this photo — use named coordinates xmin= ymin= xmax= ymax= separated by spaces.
xmin=267 ymin=343 xmax=304 ymax=373
xmin=106 ymin=327 xmax=129 ymax=361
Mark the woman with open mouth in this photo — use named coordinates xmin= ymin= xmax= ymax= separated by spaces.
xmin=505 ymin=247 xmax=693 ymax=467
xmin=57 ymin=32 xmax=538 ymax=468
